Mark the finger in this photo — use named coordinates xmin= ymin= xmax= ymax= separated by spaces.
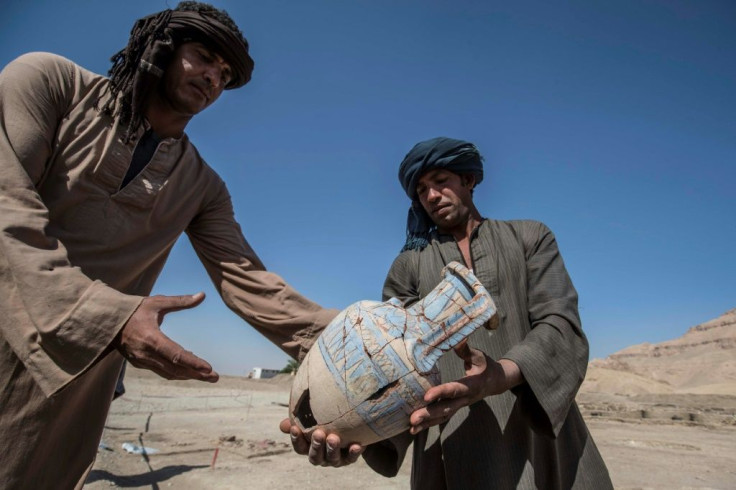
xmin=410 ymin=406 xmax=430 ymax=427
xmin=171 ymin=346 xmax=215 ymax=374
xmin=464 ymin=348 xmax=490 ymax=376
xmin=154 ymin=333 xmax=218 ymax=381
xmin=279 ymin=418 xmax=292 ymax=435
xmin=346 ymin=444 xmax=365 ymax=464
xmin=410 ymin=419 xmax=429 ymax=435
xmin=129 ymin=356 xmax=190 ymax=381
xmin=453 ymin=339 xmax=472 ymax=362
xmin=171 ymin=350 xmax=218 ymax=381
xmin=424 ymin=381 xmax=468 ymax=404
xmin=154 ymin=292 xmax=206 ymax=315
xmin=308 ymin=430 xmax=327 ymax=466
xmin=413 ymin=390 xmax=471 ymax=426
xmin=289 ymin=425 xmax=310 ymax=455
xmin=453 ymin=343 xmax=488 ymax=375
xmin=424 ymin=402 xmax=455 ymax=424
xmin=127 ymin=339 xmax=208 ymax=381
xmin=410 ymin=402 xmax=458 ymax=434
xmin=433 ymin=404 xmax=457 ymax=422
xmin=325 ymin=433 xmax=341 ymax=466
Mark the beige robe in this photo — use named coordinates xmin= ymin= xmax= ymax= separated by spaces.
xmin=0 ymin=52 xmax=335 ymax=489
xmin=363 ymin=219 xmax=612 ymax=489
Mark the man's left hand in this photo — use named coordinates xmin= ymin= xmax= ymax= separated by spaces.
xmin=408 ymin=342 xmax=523 ymax=434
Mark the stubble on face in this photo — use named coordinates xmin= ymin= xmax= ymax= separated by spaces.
xmin=159 ymin=42 xmax=229 ymax=117
xmin=416 ymin=169 xmax=477 ymax=233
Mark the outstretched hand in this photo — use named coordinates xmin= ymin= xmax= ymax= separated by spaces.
xmin=409 ymin=341 xmax=523 ymax=434
xmin=279 ymin=419 xmax=365 ymax=467
xmin=114 ymin=292 xmax=219 ymax=382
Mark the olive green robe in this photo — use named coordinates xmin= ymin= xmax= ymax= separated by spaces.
xmin=363 ymin=219 xmax=612 ymax=489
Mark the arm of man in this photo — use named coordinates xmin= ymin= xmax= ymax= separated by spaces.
xmin=184 ymin=177 xmax=367 ymax=466
xmin=185 ymin=178 xmax=338 ymax=360
xmin=500 ymin=220 xmax=588 ymax=437
xmin=0 ymin=53 xmax=217 ymax=395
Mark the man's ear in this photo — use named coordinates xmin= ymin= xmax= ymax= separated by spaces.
xmin=461 ymin=173 xmax=477 ymax=190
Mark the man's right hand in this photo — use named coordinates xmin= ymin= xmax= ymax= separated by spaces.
xmin=114 ymin=292 xmax=219 ymax=382
xmin=279 ymin=419 xmax=364 ymax=467
xmin=408 ymin=341 xmax=522 ymax=434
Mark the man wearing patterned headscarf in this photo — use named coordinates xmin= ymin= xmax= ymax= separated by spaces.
xmin=0 ymin=3 xmax=337 ymax=487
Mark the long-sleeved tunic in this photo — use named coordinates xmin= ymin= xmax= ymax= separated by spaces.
xmin=0 ymin=52 xmax=335 ymax=489
xmin=362 ymin=219 xmax=612 ymax=489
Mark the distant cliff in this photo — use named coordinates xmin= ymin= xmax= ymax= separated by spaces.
xmin=582 ymin=309 xmax=736 ymax=395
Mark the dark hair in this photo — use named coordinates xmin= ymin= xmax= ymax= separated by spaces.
xmin=175 ymin=2 xmax=243 ymax=38
xmin=97 ymin=2 xmax=242 ymax=141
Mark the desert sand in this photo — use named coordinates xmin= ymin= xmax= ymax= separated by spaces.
xmin=85 ymin=310 xmax=736 ymax=489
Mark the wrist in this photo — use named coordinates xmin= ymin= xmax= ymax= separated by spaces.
xmin=498 ymin=358 xmax=524 ymax=392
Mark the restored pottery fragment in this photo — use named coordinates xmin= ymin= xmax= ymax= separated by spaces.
xmin=289 ymin=261 xmax=497 ymax=446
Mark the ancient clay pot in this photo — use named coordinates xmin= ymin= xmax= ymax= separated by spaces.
xmin=289 ymin=261 xmax=497 ymax=446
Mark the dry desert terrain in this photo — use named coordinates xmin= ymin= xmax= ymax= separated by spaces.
xmin=85 ymin=309 xmax=736 ymax=489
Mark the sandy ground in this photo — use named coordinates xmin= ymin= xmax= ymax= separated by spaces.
xmin=84 ymin=369 xmax=736 ymax=490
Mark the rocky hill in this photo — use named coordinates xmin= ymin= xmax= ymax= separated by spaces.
xmin=582 ymin=309 xmax=736 ymax=395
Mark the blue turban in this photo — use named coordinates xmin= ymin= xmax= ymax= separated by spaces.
xmin=398 ymin=137 xmax=483 ymax=252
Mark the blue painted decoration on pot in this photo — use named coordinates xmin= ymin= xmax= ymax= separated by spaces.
xmin=289 ymin=261 xmax=497 ymax=446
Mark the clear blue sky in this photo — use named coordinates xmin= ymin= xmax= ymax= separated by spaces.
xmin=2 ymin=1 xmax=734 ymax=376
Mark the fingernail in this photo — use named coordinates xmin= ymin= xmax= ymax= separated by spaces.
xmin=326 ymin=443 xmax=335 ymax=452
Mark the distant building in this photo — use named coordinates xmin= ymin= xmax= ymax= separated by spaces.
xmin=247 ymin=367 xmax=280 ymax=379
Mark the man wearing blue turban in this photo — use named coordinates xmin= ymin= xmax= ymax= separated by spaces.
xmin=358 ymin=137 xmax=613 ymax=489
xmin=397 ymin=137 xmax=485 ymax=252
